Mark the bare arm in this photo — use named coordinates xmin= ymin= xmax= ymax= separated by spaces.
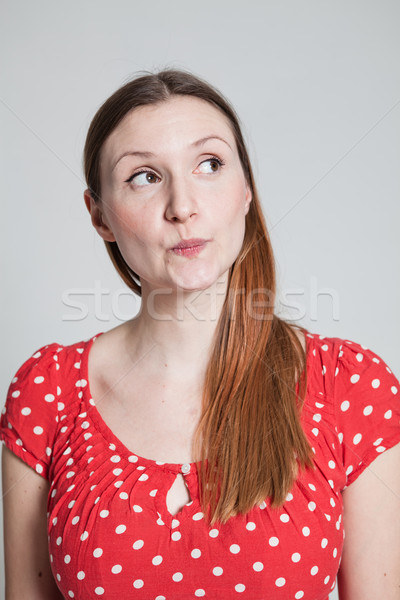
xmin=2 ymin=444 xmax=64 ymax=600
xmin=337 ymin=442 xmax=400 ymax=599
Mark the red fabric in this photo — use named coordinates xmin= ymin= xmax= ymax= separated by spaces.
xmin=1 ymin=331 xmax=400 ymax=600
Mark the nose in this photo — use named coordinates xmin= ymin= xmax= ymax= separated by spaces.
xmin=164 ymin=177 xmax=198 ymax=223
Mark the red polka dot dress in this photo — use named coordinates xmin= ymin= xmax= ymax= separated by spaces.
xmin=1 ymin=331 xmax=400 ymax=599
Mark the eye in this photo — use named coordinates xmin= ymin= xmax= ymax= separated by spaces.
xmin=125 ymin=170 xmax=160 ymax=186
xmin=197 ymin=156 xmax=225 ymax=174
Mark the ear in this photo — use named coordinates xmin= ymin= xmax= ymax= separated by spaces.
xmin=244 ymin=183 xmax=252 ymax=215
xmin=83 ymin=189 xmax=116 ymax=242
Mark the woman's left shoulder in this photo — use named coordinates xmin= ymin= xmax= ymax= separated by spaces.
xmin=305 ymin=330 xmax=400 ymax=487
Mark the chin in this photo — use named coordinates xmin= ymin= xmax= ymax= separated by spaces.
xmin=174 ymin=267 xmax=230 ymax=294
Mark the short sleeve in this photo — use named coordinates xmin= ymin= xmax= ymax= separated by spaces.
xmin=333 ymin=338 xmax=400 ymax=487
xmin=0 ymin=342 xmax=61 ymax=479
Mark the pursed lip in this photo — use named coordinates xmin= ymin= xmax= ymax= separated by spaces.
xmin=170 ymin=238 xmax=209 ymax=250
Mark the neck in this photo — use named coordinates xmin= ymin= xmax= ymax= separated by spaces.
xmin=125 ymin=274 xmax=229 ymax=377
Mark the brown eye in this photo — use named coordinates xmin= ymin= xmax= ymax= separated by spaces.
xmin=198 ymin=157 xmax=224 ymax=174
xmin=126 ymin=170 xmax=160 ymax=186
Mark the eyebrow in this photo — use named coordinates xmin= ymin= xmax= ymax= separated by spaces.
xmin=111 ymin=135 xmax=232 ymax=171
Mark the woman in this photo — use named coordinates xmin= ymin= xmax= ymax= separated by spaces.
xmin=1 ymin=68 xmax=400 ymax=599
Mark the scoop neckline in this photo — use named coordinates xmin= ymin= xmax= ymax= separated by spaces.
xmin=81 ymin=329 xmax=315 ymax=474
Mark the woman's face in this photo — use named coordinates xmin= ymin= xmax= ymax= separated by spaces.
xmin=85 ymin=95 xmax=252 ymax=294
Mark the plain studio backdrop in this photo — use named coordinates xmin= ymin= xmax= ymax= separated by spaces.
xmin=1 ymin=1 xmax=399 ymax=598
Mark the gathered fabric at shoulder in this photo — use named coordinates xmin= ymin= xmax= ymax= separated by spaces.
xmin=0 ymin=342 xmax=63 ymax=479
xmin=332 ymin=338 xmax=400 ymax=488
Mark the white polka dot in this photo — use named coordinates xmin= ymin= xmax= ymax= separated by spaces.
xmin=138 ymin=473 xmax=149 ymax=481
xmin=152 ymin=555 xmax=163 ymax=565
xmin=333 ymin=547 xmax=338 ymax=558
xmin=77 ymin=571 xmax=85 ymax=580
xmin=372 ymin=378 xmax=380 ymax=389
xmin=269 ymin=536 xmax=279 ymax=546
xmin=100 ymin=510 xmax=109 ymax=518
xmin=230 ymin=544 xmax=240 ymax=554
xmin=275 ymin=577 xmax=286 ymax=587
xmin=111 ymin=565 xmax=122 ymax=574
xmin=376 ymin=446 xmax=386 ymax=452
xmin=213 ymin=566 xmax=223 ymax=576
xmin=195 ymin=590 xmax=205 ymax=597
xmin=171 ymin=519 xmax=180 ymax=529
xmin=113 ymin=468 xmax=123 ymax=476
xmin=353 ymin=433 xmax=362 ymax=445
xmin=119 ymin=492 xmax=129 ymax=500
xmin=295 ymin=592 xmax=304 ymax=599
xmin=328 ymin=460 xmax=336 ymax=469
xmin=209 ymin=528 xmax=220 ymax=537
xmin=115 ymin=524 xmax=126 ymax=534
xmin=280 ymin=513 xmax=290 ymax=522
xmin=33 ymin=426 xmax=43 ymax=435
xmin=110 ymin=455 xmax=121 ymax=463
xmin=311 ymin=565 xmax=319 ymax=575
xmin=133 ymin=505 xmax=142 ymax=512
xmin=21 ymin=407 xmax=31 ymax=416
xmin=340 ymin=400 xmax=350 ymax=412
xmin=245 ymin=521 xmax=256 ymax=531
xmin=286 ymin=492 xmax=294 ymax=501
xmin=64 ymin=555 xmax=71 ymax=564
xmin=171 ymin=531 xmax=181 ymax=541
xmin=95 ymin=588 xmax=104 ymax=596
xmin=34 ymin=376 xmax=44 ymax=384
xmin=133 ymin=540 xmax=144 ymax=550
xmin=56 ymin=536 xmax=62 ymax=546
xmin=253 ymin=561 xmax=264 ymax=571
xmin=93 ymin=548 xmax=103 ymax=558
xmin=384 ymin=410 xmax=392 ymax=419
xmin=36 ymin=464 xmax=43 ymax=474
xmin=313 ymin=413 xmax=321 ymax=423
xmin=191 ymin=549 xmax=201 ymax=558
xmin=291 ymin=552 xmax=301 ymax=562
xmin=308 ymin=501 xmax=316 ymax=512
xmin=45 ymin=394 xmax=55 ymax=402
xmin=68 ymin=592 xmax=74 ymax=598
xmin=149 ymin=489 xmax=158 ymax=497
xmin=235 ymin=584 xmax=246 ymax=592
xmin=346 ymin=465 xmax=353 ymax=476
xmin=80 ymin=531 xmax=88 ymax=541
xmin=363 ymin=405 xmax=373 ymax=416
xmin=71 ymin=516 xmax=80 ymax=525
xmin=356 ymin=352 xmax=364 ymax=362
xmin=192 ymin=512 xmax=204 ymax=521
xmin=324 ymin=575 xmax=330 ymax=584
xmin=172 ymin=572 xmax=183 ymax=582
xmin=321 ymin=538 xmax=328 ymax=548
xmin=312 ymin=427 xmax=319 ymax=436
xmin=128 ymin=455 xmax=138 ymax=462
xmin=350 ymin=374 xmax=360 ymax=383
xmin=391 ymin=386 xmax=398 ymax=394
xmin=155 ymin=597 xmax=166 ymax=600
xmin=373 ymin=437 xmax=383 ymax=446
xmin=133 ymin=580 xmax=144 ymax=589
xmin=302 ymin=527 xmax=310 ymax=537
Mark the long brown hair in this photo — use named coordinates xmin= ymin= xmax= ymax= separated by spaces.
xmin=83 ymin=68 xmax=315 ymax=524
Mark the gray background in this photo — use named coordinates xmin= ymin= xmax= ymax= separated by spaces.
xmin=1 ymin=1 xmax=400 ymax=598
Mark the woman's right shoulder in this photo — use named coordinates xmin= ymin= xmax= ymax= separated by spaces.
xmin=0 ymin=331 xmax=104 ymax=478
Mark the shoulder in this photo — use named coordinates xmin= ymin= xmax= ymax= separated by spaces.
xmin=304 ymin=331 xmax=398 ymax=398
xmin=0 ymin=332 xmax=104 ymax=478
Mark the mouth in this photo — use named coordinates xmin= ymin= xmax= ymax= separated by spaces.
xmin=169 ymin=238 xmax=209 ymax=257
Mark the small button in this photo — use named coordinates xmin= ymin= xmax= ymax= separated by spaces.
xmin=181 ymin=463 xmax=191 ymax=475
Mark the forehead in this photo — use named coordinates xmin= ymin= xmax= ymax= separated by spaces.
xmin=101 ymin=96 xmax=235 ymax=162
